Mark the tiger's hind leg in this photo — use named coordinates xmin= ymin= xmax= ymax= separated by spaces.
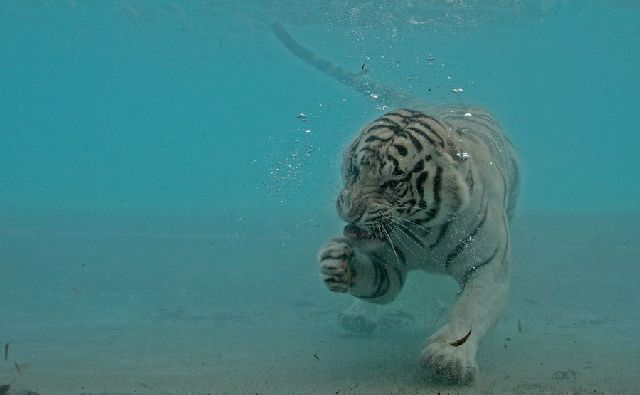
xmin=338 ymin=299 xmax=379 ymax=334
xmin=339 ymin=299 xmax=417 ymax=334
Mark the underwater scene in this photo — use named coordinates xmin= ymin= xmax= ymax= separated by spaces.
xmin=1 ymin=1 xmax=639 ymax=394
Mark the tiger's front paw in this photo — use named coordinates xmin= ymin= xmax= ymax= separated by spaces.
xmin=419 ymin=326 xmax=478 ymax=384
xmin=317 ymin=240 xmax=355 ymax=293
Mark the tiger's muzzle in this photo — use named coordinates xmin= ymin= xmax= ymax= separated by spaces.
xmin=343 ymin=223 xmax=371 ymax=239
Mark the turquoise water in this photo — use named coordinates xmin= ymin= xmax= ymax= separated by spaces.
xmin=1 ymin=1 xmax=639 ymax=394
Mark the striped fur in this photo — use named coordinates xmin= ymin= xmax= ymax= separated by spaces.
xmin=271 ymin=22 xmax=520 ymax=384
xmin=335 ymin=106 xmax=518 ymax=290
xmin=322 ymin=106 xmax=519 ymax=383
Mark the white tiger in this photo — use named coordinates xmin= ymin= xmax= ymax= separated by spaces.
xmin=272 ymin=23 xmax=520 ymax=383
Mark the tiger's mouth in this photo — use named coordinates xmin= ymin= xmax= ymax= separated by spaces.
xmin=344 ymin=223 xmax=376 ymax=240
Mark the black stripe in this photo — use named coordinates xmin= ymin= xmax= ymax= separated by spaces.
xmin=394 ymin=144 xmax=407 ymax=156
xmin=419 ymin=114 xmax=448 ymax=129
xmin=358 ymin=147 xmax=377 ymax=154
xmin=466 ymin=168 xmax=474 ymax=195
xmin=365 ymin=134 xmax=393 ymax=143
xmin=400 ymin=168 xmax=415 ymax=183
xmin=419 ymin=166 xmax=442 ymax=223
xmin=429 ymin=219 xmax=451 ymax=249
xmin=386 ymin=155 xmax=400 ymax=174
xmin=382 ymin=179 xmax=399 ymax=190
xmin=383 ymin=111 xmax=412 ymax=120
xmin=415 ymin=170 xmax=428 ymax=206
xmin=367 ymin=123 xmax=403 ymax=134
xmin=359 ymin=259 xmax=391 ymax=300
xmin=444 ymin=203 xmax=489 ymax=268
xmin=412 ymin=118 xmax=447 ymax=148
xmin=402 ymin=199 xmax=416 ymax=214
xmin=407 ymin=126 xmax=437 ymax=147
xmin=372 ymin=265 xmax=390 ymax=299
xmin=398 ymin=185 xmax=409 ymax=197
xmin=398 ymin=222 xmax=426 ymax=248
xmin=371 ymin=259 xmax=380 ymax=289
xmin=403 ymin=131 xmax=423 ymax=152
xmin=386 ymin=154 xmax=399 ymax=167
xmin=460 ymin=243 xmax=501 ymax=288
xmin=375 ymin=117 xmax=403 ymax=129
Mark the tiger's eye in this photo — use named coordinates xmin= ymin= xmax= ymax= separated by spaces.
xmin=384 ymin=180 xmax=401 ymax=190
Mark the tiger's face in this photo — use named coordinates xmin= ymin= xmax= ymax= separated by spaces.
xmin=337 ymin=109 xmax=470 ymax=244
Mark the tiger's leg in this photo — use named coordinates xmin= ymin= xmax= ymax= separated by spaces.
xmin=339 ymin=296 xmax=417 ymax=333
xmin=318 ymin=238 xmax=407 ymax=332
xmin=338 ymin=299 xmax=380 ymax=334
xmin=420 ymin=247 xmax=510 ymax=383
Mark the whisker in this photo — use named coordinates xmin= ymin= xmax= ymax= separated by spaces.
xmin=379 ymin=223 xmax=402 ymax=268
xmin=392 ymin=216 xmax=432 ymax=234
xmin=393 ymin=218 xmax=431 ymax=241
xmin=389 ymin=218 xmax=430 ymax=249
xmin=388 ymin=226 xmax=421 ymax=260
xmin=389 ymin=218 xmax=426 ymax=242
xmin=358 ymin=220 xmax=381 ymax=228
xmin=383 ymin=219 xmax=424 ymax=257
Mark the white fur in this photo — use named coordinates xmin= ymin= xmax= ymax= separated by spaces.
xmin=318 ymin=106 xmax=519 ymax=383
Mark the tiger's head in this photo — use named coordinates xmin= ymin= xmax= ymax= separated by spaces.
xmin=337 ymin=109 xmax=470 ymax=244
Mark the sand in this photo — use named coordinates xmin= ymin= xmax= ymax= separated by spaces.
xmin=1 ymin=212 xmax=638 ymax=394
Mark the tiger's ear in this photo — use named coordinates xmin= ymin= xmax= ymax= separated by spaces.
xmin=455 ymin=171 xmax=471 ymax=211
xmin=443 ymin=168 xmax=470 ymax=213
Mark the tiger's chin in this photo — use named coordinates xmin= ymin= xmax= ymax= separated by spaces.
xmin=343 ymin=224 xmax=386 ymax=250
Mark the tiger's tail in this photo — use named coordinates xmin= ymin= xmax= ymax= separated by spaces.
xmin=270 ymin=22 xmax=428 ymax=110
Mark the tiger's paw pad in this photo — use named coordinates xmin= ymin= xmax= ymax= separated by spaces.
xmin=318 ymin=240 xmax=354 ymax=293
xmin=419 ymin=339 xmax=478 ymax=384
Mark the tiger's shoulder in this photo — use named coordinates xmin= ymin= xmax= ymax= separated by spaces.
xmin=432 ymin=104 xmax=520 ymax=220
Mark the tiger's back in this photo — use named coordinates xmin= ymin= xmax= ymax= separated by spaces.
xmin=434 ymin=105 xmax=520 ymax=220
